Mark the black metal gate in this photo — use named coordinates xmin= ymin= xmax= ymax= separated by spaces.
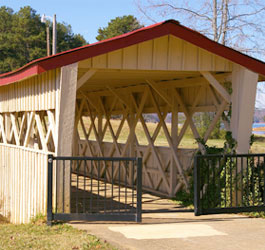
xmin=194 ymin=154 xmax=265 ymax=216
xmin=47 ymin=156 xmax=142 ymax=225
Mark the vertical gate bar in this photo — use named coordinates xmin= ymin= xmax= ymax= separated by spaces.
xmin=70 ymin=160 xmax=72 ymax=214
xmin=125 ymin=160 xmax=128 ymax=212
xmin=63 ymin=160 xmax=65 ymax=213
xmin=136 ymin=158 xmax=142 ymax=222
xmin=104 ymin=161 xmax=107 ymax=214
xmin=47 ymin=155 xmax=53 ymax=226
xmin=200 ymin=157 xmax=203 ymax=212
xmin=76 ymin=160 xmax=79 ymax=213
xmin=241 ymin=156 xmax=243 ymax=207
xmin=246 ymin=157 xmax=249 ymax=206
xmin=118 ymin=160 xmax=121 ymax=213
xmin=230 ymin=157 xmax=232 ymax=207
xmin=263 ymin=156 xmax=265 ymax=205
xmin=252 ymin=156 xmax=255 ymax=206
xmin=212 ymin=160 xmax=213 ymax=209
xmin=194 ymin=155 xmax=201 ymax=216
xmin=258 ymin=156 xmax=261 ymax=205
xmin=224 ymin=156 xmax=227 ymax=207
xmin=111 ymin=160 xmax=114 ymax=213
xmin=97 ymin=160 xmax=100 ymax=213
xmin=90 ymin=160 xmax=93 ymax=213
xmin=218 ymin=157 xmax=221 ymax=208
xmin=55 ymin=159 xmax=58 ymax=214
xmin=132 ymin=160 xmax=135 ymax=213
xmin=236 ymin=156 xmax=238 ymax=207
xmin=225 ymin=156 xmax=227 ymax=207
xmin=83 ymin=160 xmax=86 ymax=213
xmin=205 ymin=158 xmax=208 ymax=208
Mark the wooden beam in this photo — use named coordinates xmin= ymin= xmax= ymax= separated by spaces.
xmin=23 ymin=112 xmax=35 ymax=147
xmin=174 ymin=88 xmax=201 ymax=142
xmin=0 ymin=114 xmax=7 ymax=143
xmin=77 ymin=69 xmax=97 ymax=89
xmin=203 ymin=100 xmax=227 ymax=141
xmin=201 ymin=71 xmax=231 ymax=103
xmin=131 ymin=94 xmax=170 ymax=192
xmin=80 ymin=92 xmax=101 ymax=114
xmin=148 ymin=87 xmax=189 ymax=189
xmin=35 ymin=113 xmax=48 ymax=152
xmin=170 ymin=94 xmax=178 ymax=196
xmin=55 ymin=63 xmax=78 ymax=213
xmin=146 ymin=79 xmax=172 ymax=107
xmin=18 ymin=113 xmax=26 ymax=143
xmin=47 ymin=110 xmax=56 ymax=144
xmin=106 ymin=85 xmax=130 ymax=109
xmin=10 ymin=113 xmax=19 ymax=146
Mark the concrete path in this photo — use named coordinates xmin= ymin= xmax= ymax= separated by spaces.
xmin=70 ymin=192 xmax=265 ymax=250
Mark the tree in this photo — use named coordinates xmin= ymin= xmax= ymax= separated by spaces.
xmin=56 ymin=22 xmax=86 ymax=52
xmin=136 ymin=0 xmax=265 ymax=60
xmin=96 ymin=15 xmax=143 ymax=41
xmin=0 ymin=6 xmax=87 ymax=74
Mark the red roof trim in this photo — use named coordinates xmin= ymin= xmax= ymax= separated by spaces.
xmin=167 ymin=23 xmax=265 ymax=77
xmin=0 ymin=65 xmax=41 ymax=86
xmin=0 ymin=20 xmax=264 ymax=86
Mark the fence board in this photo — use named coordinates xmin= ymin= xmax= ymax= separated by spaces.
xmin=0 ymin=144 xmax=49 ymax=223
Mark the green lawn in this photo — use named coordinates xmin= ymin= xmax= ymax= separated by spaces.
xmin=0 ymin=216 xmax=114 ymax=250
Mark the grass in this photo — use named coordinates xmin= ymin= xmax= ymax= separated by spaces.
xmin=79 ymin=118 xmax=265 ymax=152
xmin=171 ymin=191 xmax=194 ymax=209
xmin=0 ymin=215 xmax=115 ymax=250
xmin=243 ymin=211 xmax=265 ymax=219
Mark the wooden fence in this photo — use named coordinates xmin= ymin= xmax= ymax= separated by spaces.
xmin=0 ymin=144 xmax=49 ymax=223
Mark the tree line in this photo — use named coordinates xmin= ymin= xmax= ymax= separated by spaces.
xmin=0 ymin=6 xmax=143 ymax=74
xmin=0 ymin=6 xmax=87 ymax=74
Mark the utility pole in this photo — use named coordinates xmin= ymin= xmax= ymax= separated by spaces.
xmin=41 ymin=14 xmax=57 ymax=56
xmin=46 ymin=26 xmax=50 ymax=56
xmin=52 ymin=14 xmax=57 ymax=55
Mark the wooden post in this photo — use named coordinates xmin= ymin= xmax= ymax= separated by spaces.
xmin=231 ymin=65 xmax=258 ymax=153
xmin=231 ymin=65 xmax=258 ymax=205
xmin=170 ymin=95 xmax=178 ymax=196
xmin=55 ymin=63 xmax=78 ymax=213
xmin=98 ymin=114 xmax=103 ymax=155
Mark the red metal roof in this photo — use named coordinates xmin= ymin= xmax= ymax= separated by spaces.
xmin=0 ymin=19 xmax=264 ymax=86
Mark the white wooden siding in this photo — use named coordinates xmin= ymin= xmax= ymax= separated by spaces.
xmin=0 ymin=69 xmax=60 ymax=113
xmin=79 ymin=35 xmax=233 ymax=72
xmin=0 ymin=144 xmax=49 ymax=224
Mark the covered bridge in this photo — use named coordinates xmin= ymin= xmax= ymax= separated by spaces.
xmin=0 ymin=20 xmax=264 ymax=223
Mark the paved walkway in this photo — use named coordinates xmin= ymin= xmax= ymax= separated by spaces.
xmin=70 ymin=192 xmax=265 ymax=250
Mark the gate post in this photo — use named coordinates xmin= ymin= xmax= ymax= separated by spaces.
xmin=47 ymin=154 xmax=54 ymax=226
xmin=136 ymin=158 xmax=142 ymax=223
xmin=194 ymin=155 xmax=201 ymax=216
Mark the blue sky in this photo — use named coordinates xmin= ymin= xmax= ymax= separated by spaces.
xmin=2 ymin=0 xmax=146 ymax=43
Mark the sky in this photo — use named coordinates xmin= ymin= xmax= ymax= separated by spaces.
xmin=2 ymin=0 xmax=147 ymax=43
